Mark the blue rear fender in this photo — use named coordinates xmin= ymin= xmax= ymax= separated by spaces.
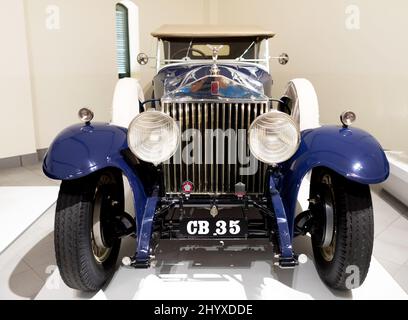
xmin=280 ymin=125 xmax=389 ymax=238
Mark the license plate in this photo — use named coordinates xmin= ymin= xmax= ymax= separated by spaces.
xmin=180 ymin=218 xmax=247 ymax=238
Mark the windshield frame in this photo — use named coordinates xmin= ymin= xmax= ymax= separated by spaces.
xmin=155 ymin=38 xmax=270 ymax=73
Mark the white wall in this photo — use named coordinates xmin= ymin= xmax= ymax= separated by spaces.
xmin=0 ymin=0 xmax=37 ymax=158
xmin=131 ymin=0 xmax=208 ymax=93
xmin=1 ymin=0 xmax=406 ymax=157
xmin=24 ymin=0 xmax=119 ymax=149
xmin=0 ymin=0 xmax=208 ymax=157
xmin=218 ymin=0 xmax=408 ymax=153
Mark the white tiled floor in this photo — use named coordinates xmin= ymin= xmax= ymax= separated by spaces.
xmin=36 ymin=239 xmax=406 ymax=300
xmin=0 ymin=163 xmax=59 ymax=187
xmin=0 ymin=164 xmax=407 ymax=299
xmin=0 ymin=186 xmax=59 ymax=253
xmin=371 ymin=185 xmax=408 ymax=278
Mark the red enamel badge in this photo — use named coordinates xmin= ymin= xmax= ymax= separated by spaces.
xmin=181 ymin=181 xmax=194 ymax=193
xmin=211 ymin=81 xmax=220 ymax=95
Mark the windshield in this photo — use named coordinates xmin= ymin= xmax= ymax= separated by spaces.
xmin=157 ymin=37 xmax=269 ymax=70
xmin=164 ymin=38 xmax=257 ymax=60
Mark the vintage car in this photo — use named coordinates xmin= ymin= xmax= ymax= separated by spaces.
xmin=43 ymin=25 xmax=389 ymax=292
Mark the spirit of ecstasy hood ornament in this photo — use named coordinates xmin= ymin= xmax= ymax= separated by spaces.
xmin=207 ymin=44 xmax=223 ymax=75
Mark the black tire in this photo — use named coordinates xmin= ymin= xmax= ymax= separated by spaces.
xmin=55 ymin=169 xmax=124 ymax=291
xmin=310 ymin=167 xmax=374 ymax=290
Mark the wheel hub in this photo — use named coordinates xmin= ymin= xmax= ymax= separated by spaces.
xmin=312 ymin=175 xmax=336 ymax=261
xmin=91 ymin=187 xmax=114 ymax=263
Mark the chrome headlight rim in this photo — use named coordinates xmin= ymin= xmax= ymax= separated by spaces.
xmin=248 ymin=110 xmax=300 ymax=164
xmin=127 ymin=110 xmax=180 ymax=166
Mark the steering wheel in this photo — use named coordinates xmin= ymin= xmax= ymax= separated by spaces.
xmin=171 ymin=48 xmax=206 ymax=60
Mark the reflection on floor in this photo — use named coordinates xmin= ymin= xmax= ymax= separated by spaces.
xmin=36 ymin=238 xmax=406 ymax=300
xmin=0 ymin=163 xmax=408 ymax=299
xmin=0 ymin=206 xmax=56 ymax=299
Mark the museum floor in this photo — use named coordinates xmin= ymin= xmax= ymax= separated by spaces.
xmin=0 ymin=163 xmax=407 ymax=299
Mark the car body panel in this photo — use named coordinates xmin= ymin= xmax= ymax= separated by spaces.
xmin=43 ymin=122 xmax=128 ymax=180
xmin=43 ymin=122 xmax=148 ymax=231
xmin=280 ymin=125 xmax=390 ymax=238
xmin=154 ymin=63 xmax=272 ymax=99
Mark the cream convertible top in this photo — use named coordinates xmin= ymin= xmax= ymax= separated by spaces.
xmin=151 ymin=24 xmax=275 ymax=39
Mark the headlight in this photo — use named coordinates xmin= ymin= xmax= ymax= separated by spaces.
xmin=128 ymin=110 xmax=180 ymax=165
xmin=249 ymin=110 xmax=300 ymax=164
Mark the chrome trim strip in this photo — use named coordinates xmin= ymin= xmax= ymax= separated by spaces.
xmin=162 ymin=103 xmax=167 ymax=189
xmin=215 ymin=102 xmax=219 ymax=193
xmin=247 ymin=103 xmax=251 ymax=191
xmin=235 ymin=103 xmax=239 ymax=187
xmin=251 ymin=103 xmax=256 ymax=193
xmin=162 ymin=98 xmax=268 ymax=104
xmin=197 ymin=102 xmax=202 ymax=192
xmin=222 ymin=102 xmax=226 ymax=192
xmin=185 ymin=103 xmax=189 ymax=182
xmin=210 ymin=103 xmax=214 ymax=192
xmin=172 ymin=102 xmax=177 ymax=192
xmin=240 ymin=103 xmax=245 ymax=185
xmin=228 ymin=103 xmax=232 ymax=192
xmin=192 ymin=103 xmax=195 ymax=187
xmin=157 ymin=60 xmax=270 ymax=73
xmin=179 ymin=103 xmax=183 ymax=187
xmin=204 ymin=102 xmax=208 ymax=191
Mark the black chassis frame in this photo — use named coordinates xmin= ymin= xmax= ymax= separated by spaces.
xmin=119 ymin=149 xmax=303 ymax=268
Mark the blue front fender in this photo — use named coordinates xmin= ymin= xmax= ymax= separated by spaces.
xmin=43 ymin=122 xmax=148 ymax=230
xmin=43 ymin=122 xmax=129 ymax=180
xmin=280 ymin=125 xmax=389 ymax=238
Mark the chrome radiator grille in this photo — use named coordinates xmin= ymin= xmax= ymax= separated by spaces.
xmin=159 ymin=101 xmax=269 ymax=194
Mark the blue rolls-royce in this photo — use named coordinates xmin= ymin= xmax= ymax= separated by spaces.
xmin=43 ymin=25 xmax=389 ymax=292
